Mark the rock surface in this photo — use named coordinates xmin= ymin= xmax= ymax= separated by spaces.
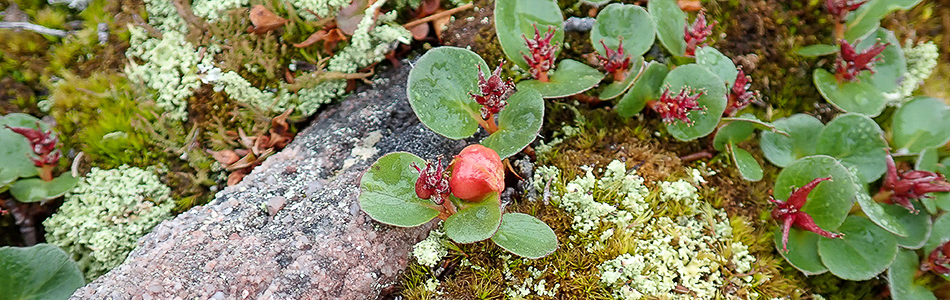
xmin=72 ymin=64 xmax=467 ymax=300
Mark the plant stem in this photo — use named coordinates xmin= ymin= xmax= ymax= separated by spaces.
xmin=612 ymin=69 xmax=626 ymax=82
xmin=680 ymin=151 xmax=713 ymax=162
xmin=872 ymin=190 xmax=893 ymax=203
xmin=537 ymin=71 xmax=550 ymax=83
xmin=38 ymin=164 xmax=54 ymax=181
xmin=481 ymin=114 xmax=499 ymax=134
xmin=834 ymin=21 xmax=845 ymax=41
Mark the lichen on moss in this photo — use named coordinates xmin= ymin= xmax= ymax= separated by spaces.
xmin=43 ymin=165 xmax=175 ymax=280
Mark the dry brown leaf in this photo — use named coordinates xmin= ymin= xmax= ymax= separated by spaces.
xmin=678 ymin=0 xmax=702 ymax=11
xmin=432 ymin=14 xmax=451 ymax=41
xmin=409 ymin=24 xmax=429 ymax=40
xmin=227 ymin=170 xmax=249 ymax=186
xmin=417 ymin=0 xmax=440 ymax=18
xmin=247 ymin=5 xmax=289 ymax=34
xmin=337 ymin=0 xmax=367 ymax=35
xmin=293 ymin=28 xmax=346 ymax=51
xmin=207 ymin=149 xmax=241 ymax=165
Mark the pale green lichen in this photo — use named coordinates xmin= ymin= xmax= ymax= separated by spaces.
xmin=292 ymin=0 xmax=352 ymax=20
xmin=327 ymin=1 xmax=411 ymax=73
xmin=125 ymin=26 xmax=213 ymax=121
xmin=43 ymin=165 xmax=174 ymax=280
xmin=412 ymin=228 xmax=448 ymax=268
xmin=142 ymin=0 xmax=186 ymax=33
xmin=535 ymin=160 xmax=758 ymax=299
xmin=191 ymin=0 xmax=249 ymax=20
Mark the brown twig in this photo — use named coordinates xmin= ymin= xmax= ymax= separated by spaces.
xmin=403 ymin=3 xmax=474 ymax=29
xmin=679 ymin=151 xmax=713 ymax=162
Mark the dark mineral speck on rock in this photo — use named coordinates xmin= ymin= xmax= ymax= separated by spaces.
xmin=69 ymin=63 xmax=457 ymax=299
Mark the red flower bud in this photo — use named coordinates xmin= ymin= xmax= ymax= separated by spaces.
xmin=449 ymin=145 xmax=505 ymax=202
xmin=771 ymin=177 xmax=843 ymax=252
xmin=413 ymin=158 xmax=450 ymax=204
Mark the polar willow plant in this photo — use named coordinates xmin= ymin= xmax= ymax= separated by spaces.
xmin=359 ymin=145 xmax=558 ymax=259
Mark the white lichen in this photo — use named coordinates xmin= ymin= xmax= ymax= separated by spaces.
xmin=125 ymin=27 xmax=212 ymax=121
xmin=412 ymin=228 xmax=447 ymax=268
xmin=43 ymin=165 xmax=174 ymax=280
xmin=327 ymin=1 xmax=411 ymax=73
xmin=892 ymin=40 xmax=939 ymax=104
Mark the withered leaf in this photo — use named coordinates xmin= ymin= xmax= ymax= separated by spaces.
xmin=432 ymin=13 xmax=451 ymax=41
xmin=207 ymin=149 xmax=241 ymax=165
xmin=409 ymin=24 xmax=429 ymax=40
xmin=247 ymin=5 xmax=289 ymax=34
xmin=293 ymin=28 xmax=346 ymax=50
xmin=678 ymin=0 xmax=702 ymax=11
xmin=337 ymin=0 xmax=368 ymax=35
xmin=227 ymin=170 xmax=249 ymax=186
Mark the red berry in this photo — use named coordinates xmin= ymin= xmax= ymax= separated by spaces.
xmin=449 ymin=145 xmax=505 ymax=202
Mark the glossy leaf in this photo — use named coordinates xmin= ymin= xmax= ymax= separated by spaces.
xmin=358 ymin=152 xmax=440 ymax=227
xmin=482 ymin=88 xmax=544 ymax=158
xmin=815 ymin=113 xmax=887 ymax=183
xmin=760 ymin=114 xmax=824 ymax=167
xmin=813 ymin=69 xmax=887 ymax=117
xmin=0 ymin=113 xmax=45 ymax=180
xmin=491 ymin=213 xmax=558 ymax=259
xmin=731 ymin=146 xmax=763 ymax=181
xmin=516 ymin=59 xmax=604 ymax=99
xmin=888 ymin=250 xmax=938 ymax=300
xmin=923 ymin=213 xmax=950 ymax=254
xmin=845 ymin=0 xmax=924 ymax=42
xmin=407 ymin=47 xmax=489 ymax=139
xmin=494 ymin=0 xmax=564 ymax=70
xmin=892 ymin=97 xmax=950 ymax=153
xmin=444 ymin=196 xmax=502 ymax=244
xmin=696 ymin=46 xmax=738 ymax=89
xmin=0 ymin=244 xmax=85 ymax=300
xmin=663 ymin=64 xmax=728 ymax=141
xmin=916 ymin=147 xmax=939 ymax=171
xmin=855 ymin=29 xmax=906 ymax=93
xmin=774 ymin=228 xmax=827 ymax=275
xmin=9 ymin=174 xmax=79 ymax=203
xmin=615 ymin=62 xmax=668 ymax=117
xmin=883 ymin=203 xmax=932 ymax=249
xmin=818 ymin=216 xmax=898 ymax=280
xmin=591 ymin=3 xmax=656 ymax=58
xmin=713 ymin=115 xmax=757 ymax=152
xmin=774 ymin=155 xmax=856 ymax=230
xmin=647 ymin=0 xmax=686 ymax=56
xmin=855 ymin=184 xmax=908 ymax=237
xmin=796 ymin=44 xmax=838 ymax=57
xmin=599 ymin=58 xmax=644 ymax=100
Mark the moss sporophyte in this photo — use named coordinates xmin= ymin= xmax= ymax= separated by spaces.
xmin=771 ymin=177 xmax=843 ymax=252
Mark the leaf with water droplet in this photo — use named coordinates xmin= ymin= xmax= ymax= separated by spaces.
xmin=359 ymin=152 xmax=440 ymax=227
xmin=818 ymin=216 xmax=898 ymax=280
xmin=892 ymin=97 xmax=950 ymax=153
xmin=760 ymin=114 xmax=824 ymax=167
xmin=648 ymin=0 xmax=686 ymax=56
xmin=444 ymin=195 xmax=502 ymax=243
xmin=516 ymin=59 xmax=604 ymax=99
xmin=494 ymin=0 xmax=564 ymax=70
xmin=888 ymin=250 xmax=939 ymax=300
xmin=775 ymin=155 xmax=856 ymax=229
xmin=482 ymin=88 xmax=544 ymax=159
xmin=591 ymin=3 xmax=656 ymax=58
xmin=407 ymin=47 xmax=489 ymax=139
xmin=815 ymin=113 xmax=887 ymax=183
xmin=813 ymin=69 xmax=887 ymax=117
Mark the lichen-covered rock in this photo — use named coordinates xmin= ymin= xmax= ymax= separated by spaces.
xmin=71 ymin=64 xmax=467 ymax=299
xmin=44 ymin=165 xmax=174 ymax=281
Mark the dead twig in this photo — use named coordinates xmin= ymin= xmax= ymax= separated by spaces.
xmin=403 ymin=3 xmax=473 ymax=29
xmin=0 ymin=21 xmax=68 ymax=37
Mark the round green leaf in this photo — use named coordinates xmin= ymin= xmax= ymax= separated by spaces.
xmin=882 ymin=203 xmax=932 ymax=249
xmin=647 ymin=0 xmax=686 ymax=56
xmin=855 ymin=184 xmax=908 ymax=237
xmin=774 ymin=155 xmax=856 ymax=229
xmin=494 ymin=0 xmax=564 ymax=70
xmin=813 ymin=69 xmax=887 ymax=117
xmin=615 ymin=62 xmax=668 ymax=117
xmin=358 ymin=152 xmax=440 ymax=227
xmin=892 ymin=97 xmax=950 ymax=153
xmin=482 ymin=88 xmax=544 ymax=159
xmin=774 ymin=228 xmax=828 ymax=275
xmin=916 ymin=147 xmax=939 ymax=171
xmin=760 ymin=114 xmax=824 ymax=167
xmin=817 ymin=216 xmax=898 ymax=280
xmin=696 ymin=47 xmax=738 ymax=89
xmin=796 ymin=44 xmax=838 ymax=57
xmin=731 ymin=146 xmax=763 ymax=181
xmin=0 ymin=244 xmax=85 ymax=300
xmin=491 ymin=213 xmax=558 ymax=259
xmin=889 ymin=249 xmax=938 ymax=300
xmin=663 ymin=64 xmax=728 ymax=141
xmin=444 ymin=196 xmax=502 ymax=244
xmin=599 ymin=58 xmax=644 ymax=100
xmin=815 ymin=113 xmax=887 ymax=183
xmin=516 ymin=59 xmax=604 ymax=99
xmin=0 ymin=113 xmax=46 ymax=180
xmin=407 ymin=47 xmax=489 ymax=139
xmin=9 ymin=174 xmax=80 ymax=203
xmin=923 ymin=213 xmax=950 ymax=253
xmin=855 ymin=29 xmax=906 ymax=93
xmin=845 ymin=0 xmax=924 ymax=42
xmin=713 ymin=116 xmax=757 ymax=152
xmin=591 ymin=3 xmax=656 ymax=58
